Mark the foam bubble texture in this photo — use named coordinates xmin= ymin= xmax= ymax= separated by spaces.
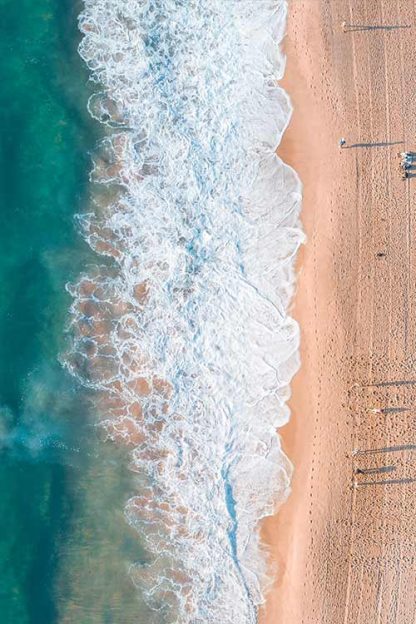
xmin=64 ymin=1 xmax=303 ymax=621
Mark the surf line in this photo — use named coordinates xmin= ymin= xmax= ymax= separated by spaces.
xmin=64 ymin=1 xmax=304 ymax=622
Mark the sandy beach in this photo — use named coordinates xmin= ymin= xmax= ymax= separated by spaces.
xmin=261 ymin=1 xmax=416 ymax=622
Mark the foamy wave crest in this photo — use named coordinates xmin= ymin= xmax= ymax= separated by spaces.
xmin=64 ymin=0 xmax=303 ymax=621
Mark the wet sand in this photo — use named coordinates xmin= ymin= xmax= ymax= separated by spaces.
xmin=261 ymin=1 xmax=416 ymax=622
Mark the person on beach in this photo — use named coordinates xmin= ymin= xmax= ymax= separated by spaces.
xmin=397 ymin=152 xmax=413 ymax=178
xmin=398 ymin=151 xmax=413 ymax=163
xmin=339 ymin=138 xmax=346 ymax=149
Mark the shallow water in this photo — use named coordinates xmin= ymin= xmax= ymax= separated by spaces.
xmin=0 ymin=1 xmax=151 ymax=622
xmin=64 ymin=1 xmax=304 ymax=622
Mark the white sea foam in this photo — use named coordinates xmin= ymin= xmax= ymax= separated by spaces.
xmin=65 ymin=0 xmax=303 ymax=621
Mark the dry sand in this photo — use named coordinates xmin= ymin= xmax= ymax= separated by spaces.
xmin=261 ymin=1 xmax=416 ymax=622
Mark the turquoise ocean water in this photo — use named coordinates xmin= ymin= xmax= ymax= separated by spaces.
xmin=1 ymin=1 xmax=302 ymax=622
xmin=0 ymin=1 xmax=148 ymax=622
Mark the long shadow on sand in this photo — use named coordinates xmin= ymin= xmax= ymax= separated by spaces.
xmin=344 ymin=24 xmax=412 ymax=32
xmin=356 ymin=465 xmax=396 ymax=475
xmin=345 ymin=141 xmax=404 ymax=148
xmin=364 ymin=379 xmax=416 ymax=387
xmin=358 ymin=477 xmax=416 ymax=486
xmin=356 ymin=444 xmax=416 ymax=455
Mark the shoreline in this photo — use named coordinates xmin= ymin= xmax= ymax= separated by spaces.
xmin=261 ymin=1 xmax=416 ymax=622
xmin=261 ymin=2 xmax=339 ymax=620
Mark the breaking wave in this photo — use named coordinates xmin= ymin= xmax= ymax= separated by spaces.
xmin=64 ymin=0 xmax=303 ymax=621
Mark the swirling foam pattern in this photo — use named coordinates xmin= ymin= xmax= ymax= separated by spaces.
xmin=65 ymin=0 xmax=304 ymax=621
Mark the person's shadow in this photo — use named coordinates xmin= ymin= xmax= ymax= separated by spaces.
xmin=344 ymin=140 xmax=404 ymax=148
xmin=344 ymin=24 xmax=411 ymax=32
